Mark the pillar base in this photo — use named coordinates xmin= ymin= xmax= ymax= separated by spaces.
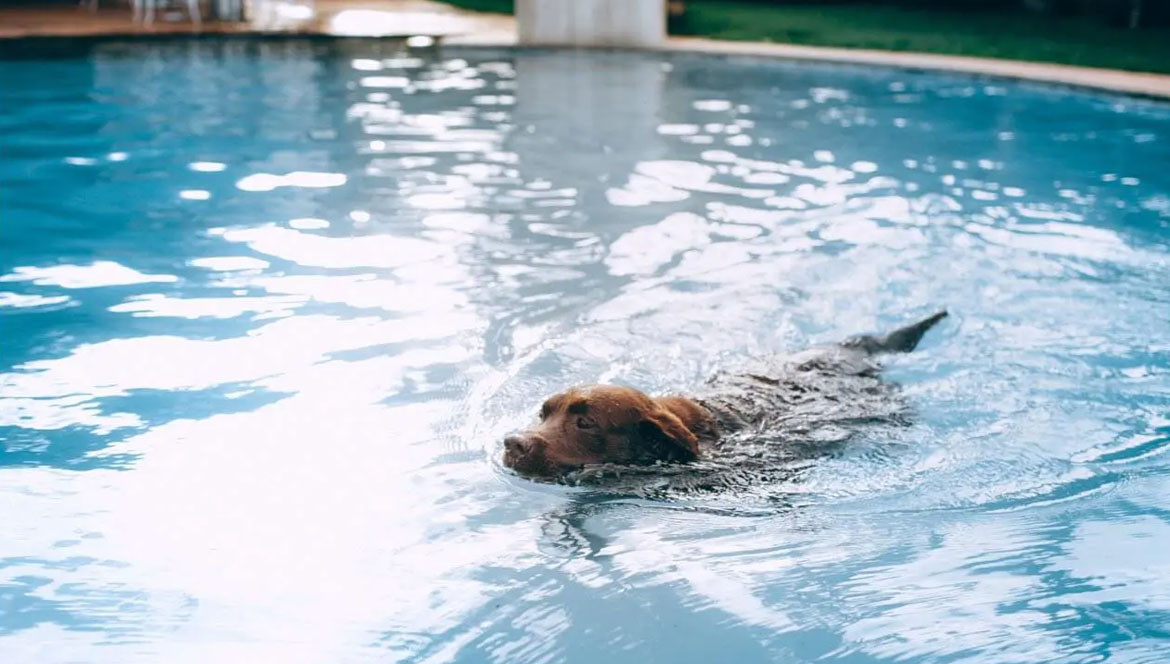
xmin=516 ymin=0 xmax=666 ymax=48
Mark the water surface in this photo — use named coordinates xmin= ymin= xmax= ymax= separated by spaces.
xmin=2 ymin=40 xmax=1170 ymax=663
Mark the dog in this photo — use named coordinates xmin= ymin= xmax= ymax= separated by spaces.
xmin=503 ymin=311 xmax=948 ymax=479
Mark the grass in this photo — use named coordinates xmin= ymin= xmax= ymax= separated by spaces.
xmin=437 ymin=0 xmax=1170 ymax=74
xmin=440 ymin=0 xmax=514 ymax=13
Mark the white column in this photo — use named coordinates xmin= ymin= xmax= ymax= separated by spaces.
xmin=516 ymin=0 xmax=666 ymax=48
xmin=213 ymin=0 xmax=244 ymax=21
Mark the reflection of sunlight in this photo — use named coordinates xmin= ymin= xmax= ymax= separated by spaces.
xmin=0 ymin=394 xmax=142 ymax=432
xmin=607 ymin=160 xmax=774 ymax=207
xmin=421 ymin=212 xmax=499 ymax=238
xmin=189 ymin=256 xmax=270 ymax=271
xmin=0 ymin=391 xmax=505 ymax=662
xmin=963 ymin=219 xmax=1131 ymax=261
xmin=0 ymin=261 xmax=177 ymax=289
xmin=236 ymin=171 xmax=347 ymax=192
xmin=108 ymin=294 xmax=305 ymax=319
xmin=220 ymin=224 xmax=452 ymax=269
xmin=39 ymin=315 xmax=452 ymax=392
xmin=351 ymin=58 xmax=381 ymax=71
xmin=702 ymin=149 xmax=854 ymax=184
xmin=694 ymin=99 xmax=733 ymax=112
xmin=606 ymin=213 xmax=712 ymax=276
xmin=407 ymin=193 xmax=467 ymax=210
xmin=0 ymin=292 xmax=73 ymax=309
xmin=843 ymin=520 xmax=1061 ymax=661
xmin=1056 ymin=516 xmax=1170 ymax=611
xmin=0 ymin=310 xmax=477 ymax=436
xmin=599 ymin=522 xmax=796 ymax=633
xmin=360 ymin=75 xmax=410 ymax=89
xmin=245 ymin=274 xmax=468 ymax=312
xmin=606 ymin=174 xmax=689 ymax=207
xmin=288 ymin=217 xmax=330 ymax=230
xmin=0 ymin=270 xmax=502 ymax=657
xmin=819 ymin=215 xmax=926 ymax=250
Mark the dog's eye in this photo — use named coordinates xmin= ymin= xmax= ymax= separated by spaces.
xmin=576 ymin=417 xmax=595 ymax=430
xmin=539 ymin=404 xmax=551 ymax=420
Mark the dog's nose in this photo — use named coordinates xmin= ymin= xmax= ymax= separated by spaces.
xmin=504 ymin=434 xmax=533 ymax=457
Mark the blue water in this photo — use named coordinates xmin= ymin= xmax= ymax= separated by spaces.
xmin=2 ymin=39 xmax=1170 ymax=662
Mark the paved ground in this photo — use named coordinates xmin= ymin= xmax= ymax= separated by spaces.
xmin=2 ymin=0 xmax=1168 ymax=99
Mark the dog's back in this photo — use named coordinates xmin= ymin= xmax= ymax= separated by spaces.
xmin=696 ymin=311 xmax=949 ymax=438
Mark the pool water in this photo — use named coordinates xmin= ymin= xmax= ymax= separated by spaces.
xmin=2 ymin=39 xmax=1169 ymax=663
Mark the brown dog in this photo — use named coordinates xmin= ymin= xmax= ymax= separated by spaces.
xmin=503 ymin=311 xmax=948 ymax=479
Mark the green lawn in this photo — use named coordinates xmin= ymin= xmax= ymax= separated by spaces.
xmin=438 ymin=0 xmax=1170 ymax=74
xmin=440 ymin=0 xmax=513 ymax=12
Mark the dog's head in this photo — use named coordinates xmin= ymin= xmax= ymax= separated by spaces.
xmin=502 ymin=385 xmax=709 ymax=478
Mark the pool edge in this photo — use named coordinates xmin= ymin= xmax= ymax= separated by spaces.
xmin=3 ymin=28 xmax=1169 ymax=101
xmin=657 ymin=37 xmax=1170 ymax=102
xmin=445 ymin=32 xmax=1170 ymax=101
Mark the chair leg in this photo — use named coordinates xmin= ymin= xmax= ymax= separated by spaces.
xmin=188 ymin=0 xmax=202 ymax=26
xmin=144 ymin=0 xmax=155 ymax=26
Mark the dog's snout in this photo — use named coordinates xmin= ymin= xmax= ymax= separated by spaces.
xmin=504 ymin=434 xmax=534 ymax=456
xmin=503 ymin=432 xmax=554 ymax=475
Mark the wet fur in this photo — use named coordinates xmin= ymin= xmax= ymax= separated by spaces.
xmin=503 ymin=311 xmax=948 ymax=481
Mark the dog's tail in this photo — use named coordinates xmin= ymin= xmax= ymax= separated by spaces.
xmin=844 ymin=310 xmax=948 ymax=355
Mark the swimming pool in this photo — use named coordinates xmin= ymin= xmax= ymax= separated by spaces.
xmin=2 ymin=38 xmax=1169 ymax=662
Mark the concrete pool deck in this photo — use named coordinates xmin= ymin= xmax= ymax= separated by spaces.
xmin=2 ymin=0 xmax=1169 ymax=100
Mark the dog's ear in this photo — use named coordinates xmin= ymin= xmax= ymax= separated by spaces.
xmin=633 ymin=408 xmax=700 ymax=463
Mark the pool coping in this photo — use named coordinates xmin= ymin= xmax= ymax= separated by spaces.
xmin=656 ymin=37 xmax=1170 ymax=101
xmin=445 ymin=31 xmax=1170 ymax=101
